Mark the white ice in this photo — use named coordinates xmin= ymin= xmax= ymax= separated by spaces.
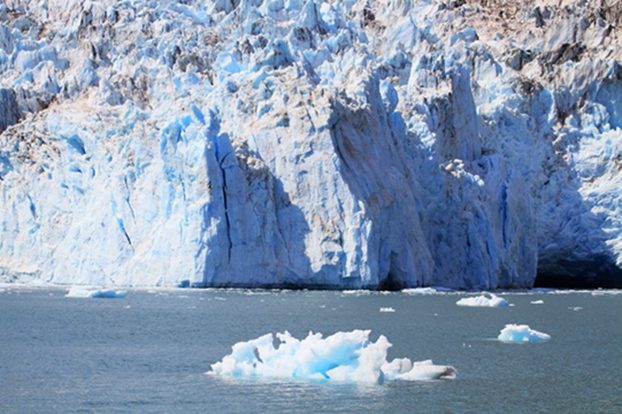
xmin=379 ymin=307 xmax=395 ymax=312
xmin=497 ymin=324 xmax=551 ymax=342
xmin=65 ymin=287 xmax=127 ymax=298
xmin=456 ymin=294 xmax=509 ymax=307
xmin=401 ymin=287 xmax=451 ymax=294
xmin=208 ymin=330 xmax=455 ymax=382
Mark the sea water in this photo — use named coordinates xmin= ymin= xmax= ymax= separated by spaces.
xmin=1 ymin=287 xmax=620 ymax=413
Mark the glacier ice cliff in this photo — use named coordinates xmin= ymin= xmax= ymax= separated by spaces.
xmin=0 ymin=0 xmax=621 ymax=288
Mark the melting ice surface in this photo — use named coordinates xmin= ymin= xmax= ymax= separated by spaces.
xmin=65 ymin=287 xmax=127 ymax=298
xmin=497 ymin=324 xmax=551 ymax=342
xmin=456 ymin=294 xmax=509 ymax=307
xmin=209 ymin=330 xmax=456 ymax=382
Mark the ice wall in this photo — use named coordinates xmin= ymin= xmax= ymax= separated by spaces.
xmin=0 ymin=0 xmax=621 ymax=288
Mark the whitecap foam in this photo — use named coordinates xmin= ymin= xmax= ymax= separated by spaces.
xmin=497 ymin=324 xmax=550 ymax=342
xmin=456 ymin=293 xmax=509 ymax=307
xmin=208 ymin=330 xmax=455 ymax=382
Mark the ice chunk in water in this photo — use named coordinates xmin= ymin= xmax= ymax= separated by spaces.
xmin=456 ymin=293 xmax=509 ymax=307
xmin=209 ymin=330 xmax=455 ymax=382
xmin=66 ymin=287 xmax=127 ymax=298
xmin=497 ymin=324 xmax=550 ymax=342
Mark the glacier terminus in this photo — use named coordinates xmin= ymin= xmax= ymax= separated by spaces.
xmin=1 ymin=0 xmax=621 ymax=289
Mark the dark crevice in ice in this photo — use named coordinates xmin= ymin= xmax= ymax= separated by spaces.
xmin=535 ymin=255 xmax=622 ymax=288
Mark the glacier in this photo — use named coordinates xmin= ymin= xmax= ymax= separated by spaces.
xmin=0 ymin=0 xmax=621 ymax=289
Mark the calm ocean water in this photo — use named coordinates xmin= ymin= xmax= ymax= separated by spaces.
xmin=1 ymin=287 xmax=620 ymax=413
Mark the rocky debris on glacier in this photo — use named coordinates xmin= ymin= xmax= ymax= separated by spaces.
xmin=0 ymin=0 xmax=621 ymax=289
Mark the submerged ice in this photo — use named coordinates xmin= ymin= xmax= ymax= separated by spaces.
xmin=1 ymin=0 xmax=622 ymax=288
xmin=209 ymin=330 xmax=456 ymax=382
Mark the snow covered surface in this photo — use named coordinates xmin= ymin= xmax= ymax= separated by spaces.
xmin=0 ymin=0 xmax=621 ymax=288
xmin=208 ymin=330 xmax=456 ymax=382
xmin=497 ymin=324 xmax=551 ymax=342
xmin=456 ymin=293 xmax=509 ymax=307
xmin=65 ymin=286 xmax=127 ymax=298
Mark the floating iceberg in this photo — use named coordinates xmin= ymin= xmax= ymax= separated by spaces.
xmin=456 ymin=294 xmax=509 ymax=307
xmin=208 ymin=330 xmax=455 ymax=382
xmin=65 ymin=287 xmax=127 ymax=298
xmin=379 ymin=307 xmax=395 ymax=312
xmin=497 ymin=324 xmax=551 ymax=342
xmin=531 ymin=300 xmax=544 ymax=304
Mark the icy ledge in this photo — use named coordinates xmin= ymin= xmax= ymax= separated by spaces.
xmin=208 ymin=330 xmax=456 ymax=382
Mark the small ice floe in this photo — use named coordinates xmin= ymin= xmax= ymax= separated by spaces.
xmin=531 ymin=288 xmax=555 ymax=293
xmin=380 ymin=307 xmax=395 ymax=312
xmin=456 ymin=293 xmax=509 ymax=307
xmin=497 ymin=324 xmax=550 ymax=342
xmin=65 ymin=287 xmax=127 ymax=298
xmin=592 ymin=289 xmax=622 ymax=296
xmin=569 ymin=307 xmax=583 ymax=311
xmin=530 ymin=300 xmax=544 ymax=304
xmin=403 ymin=287 xmax=437 ymax=294
xmin=209 ymin=330 xmax=455 ymax=382
xmin=402 ymin=287 xmax=451 ymax=294
xmin=341 ymin=290 xmax=371 ymax=296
